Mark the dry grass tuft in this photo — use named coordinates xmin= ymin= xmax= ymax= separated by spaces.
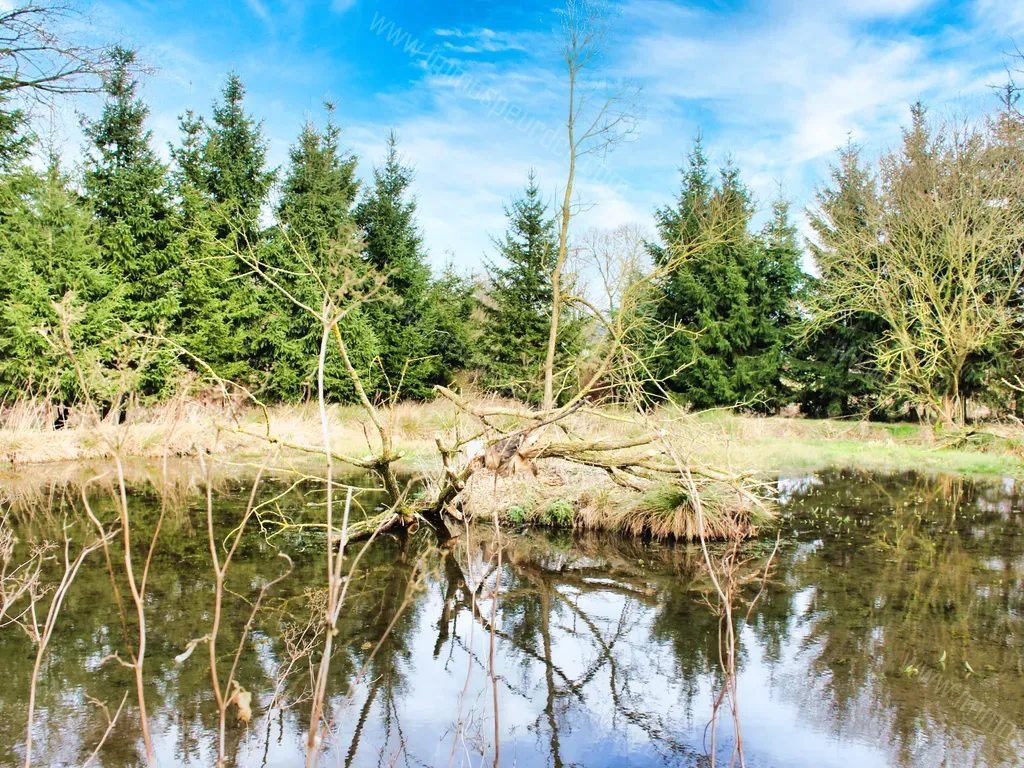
xmin=592 ymin=481 xmax=770 ymax=540
xmin=459 ymin=459 xmax=774 ymax=541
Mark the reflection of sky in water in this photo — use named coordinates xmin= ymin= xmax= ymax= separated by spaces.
xmin=2 ymin=468 xmax=1022 ymax=767
xmin=775 ymin=474 xmax=823 ymax=504
xmin=316 ymin=581 xmax=902 ymax=767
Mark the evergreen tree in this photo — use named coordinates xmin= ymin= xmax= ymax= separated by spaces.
xmin=751 ymin=197 xmax=806 ymax=409
xmin=203 ymin=73 xmax=276 ymax=240
xmin=275 ymin=109 xmax=379 ymax=402
xmin=650 ymin=138 xmax=722 ymax=404
xmin=188 ymin=74 xmax=282 ymax=391
xmin=989 ymin=84 xmax=1024 ymax=413
xmin=481 ymin=171 xmax=580 ymax=402
xmin=354 ymin=132 xmax=434 ymax=399
xmin=81 ymin=47 xmax=177 ymax=393
xmin=168 ymin=109 xmax=234 ymax=377
xmin=805 ymin=104 xmax=1024 ymax=425
xmin=424 ymin=264 xmax=479 ymax=388
xmin=652 ymin=139 xmax=789 ymax=410
xmin=0 ymin=157 xmax=116 ymax=401
xmin=0 ymin=93 xmax=30 ymax=171
xmin=649 ymin=139 xmax=805 ymax=411
xmin=797 ymin=139 xmax=886 ymax=418
xmin=171 ymin=109 xmax=207 ymax=190
xmin=278 ymin=111 xmax=359 ymax=255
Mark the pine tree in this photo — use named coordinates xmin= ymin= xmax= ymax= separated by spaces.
xmin=797 ymin=139 xmax=886 ymax=418
xmin=354 ymin=132 xmax=434 ymax=399
xmin=171 ymin=109 xmax=207 ymax=190
xmin=424 ymin=264 xmax=479 ymax=388
xmin=169 ymin=110 xmax=234 ymax=378
xmin=203 ymin=73 xmax=276 ymax=241
xmin=652 ymin=141 xmax=750 ymax=408
xmin=481 ymin=171 xmax=580 ymax=402
xmin=278 ymin=112 xmax=359 ymax=256
xmin=0 ymin=93 xmax=30 ymax=171
xmin=989 ymin=83 xmax=1024 ymax=414
xmin=751 ymin=197 xmax=806 ymax=409
xmin=650 ymin=138 xmax=718 ymax=404
xmin=82 ymin=48 xmax=176 ymax=323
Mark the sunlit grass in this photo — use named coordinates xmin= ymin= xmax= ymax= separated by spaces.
xmin=676 ymin=413 xmax=1024 ymax=478
xmin=1 ymin=398 xmax=1021 ymax=481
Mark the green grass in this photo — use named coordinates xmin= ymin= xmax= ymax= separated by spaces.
xmin=698 ymin=437 xmax=1023 ymax=478
xmin=675 ymin=411 xmax=1024 ymax=478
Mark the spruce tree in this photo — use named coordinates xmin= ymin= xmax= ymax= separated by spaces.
xmin=751 ymin=197 xmax=805 ymax=409
xmin=481 ymin=171 xmax=580 ymax=402
xmin=193 ymin=74 xmax=282 ymax=390
xmin=171 ymin=109 xmax=207 ymax=189
xmin=651 ymin=141 xmax=750 ymax=408
xmin=989 ymin=84 xmax=1024 ymax=413
xmin=424 ymin=264 xmax=479 ymax=388
xmin=0 ymin=157 xmax=115 ymax=401
xmin=203 ymin=74 xmax=276 ymax=240
xmin=81 ymin=46 xmax=177 ymax=381
xmin=354 ymin=132 xmax=434 ymax=399
xmin=797 ymin=139 xmax=886 ymax=418
xmin=0 ymin=93 xmax=30 ymax=171
xmin=651 ymin=139 xmax=800 ymax=410
xmin=169 ymin=110 xmax=233 ymax=377
xmin=278 ymin=112 xmax=359 ymax=255
xmin=275 ymin=110 xmax=379 ymax=401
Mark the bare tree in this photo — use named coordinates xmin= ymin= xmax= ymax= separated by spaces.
xmin=807 ymin=110 xmax=1024 ymax=427
xmin=0 ymin=2 xmax=114 ymax=105
xmin=576 ymin=222 xmax=650 ymax=318
xmin=541 ymin=0 xmax=642 ymax=412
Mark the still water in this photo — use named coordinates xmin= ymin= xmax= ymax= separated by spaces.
xmin=0 ymin=467 xmax=1021 ymax=767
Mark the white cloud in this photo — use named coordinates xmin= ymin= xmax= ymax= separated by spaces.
xmin=243 ymin=0 xmax=271 ymax=23
xmin=345 ymin=112 xmax=567 ymax=268
xmin=330 ymin=0 xmax=357 ymax=14
xmin=974 ymin=0 xmax=1024 ymax=33
xmin=431 ymin=27 xmax=530 ymax=54
xmin=347 ymin=0 xmax=1005 ymax=268
xmin=616 ymin=0 xmax=1000 ymax=221
xmin=821 ymin=0 xmax=934 ymax=18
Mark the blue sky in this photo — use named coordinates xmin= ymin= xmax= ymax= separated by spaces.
xmin=71 ymin=0 xmax=1024 ymax=270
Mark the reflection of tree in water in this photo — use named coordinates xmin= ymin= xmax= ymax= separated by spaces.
xmin=2 ymin=470 xmax=776 ymax=767
xmin=775 ymin=469 xmax=1024 ymax=768
xmin=428 ymin=529 xmax=765 ymax=767
xmin=0 ymin=473 xmax=409 ymax=768
xmin=333 ymin=533 xmax=427 ymax=768
xmin=4 ymin=468 xmax=1023 ymax=767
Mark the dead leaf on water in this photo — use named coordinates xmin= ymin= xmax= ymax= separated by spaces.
xmin=229 ymin=680 xmax=253 ymax=723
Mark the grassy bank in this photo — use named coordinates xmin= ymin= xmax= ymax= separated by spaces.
xmin=2 ymin=400 xmax=1021 ymax=541
xmin=684 ymin=412 xmax=1024 ymax=478
xmin=1 ymin=400 xmax=1022 ymax=478
xmin=0 ymin=399 xmax=451 ymax=467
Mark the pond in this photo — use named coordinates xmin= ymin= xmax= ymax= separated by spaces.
xmin=0 ymin=466 xmax=1021 ymax=767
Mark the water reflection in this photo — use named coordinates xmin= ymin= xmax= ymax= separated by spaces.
xmin=0 ymin=467 xmax=1021 ymax=767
